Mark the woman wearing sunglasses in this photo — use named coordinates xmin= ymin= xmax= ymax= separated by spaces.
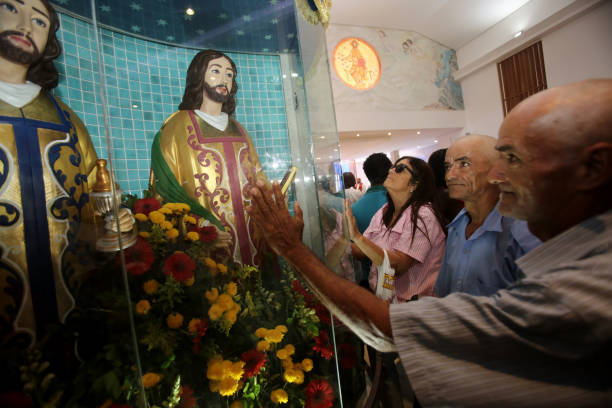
xmin=344 ymin=156 xmax=447 ymax=302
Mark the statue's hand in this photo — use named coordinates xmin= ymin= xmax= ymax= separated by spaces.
xmin=214 ymin=228 xmax=232 ymax=249
xmin=105 ymin=207 xmax=135 ymax=233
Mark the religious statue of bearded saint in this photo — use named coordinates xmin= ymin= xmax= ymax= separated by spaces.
xmin=0 ymin=0 xmax=99 ymax=349
xmin=150 ymin=50 xmax=269 ymax=266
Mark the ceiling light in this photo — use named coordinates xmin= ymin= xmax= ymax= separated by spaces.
xmin=514 ymin=31 xmax=523 ymax=38
xmin=320 ymin=135 xmax=325 ymax=139
xmin=434 ymin=139 xmax=438 ymax=143
xmin=132 ymin=104 xmax=139 ymax=108
xmin=387 ymin=132 xmax=392 ymax=136
xmin=185 ymin=8 xmax=195 ymax=16
xmin=417 ymin=131 xmax=421 ymax=135
xmin=356 ymin=133 xmax=360 ymax=137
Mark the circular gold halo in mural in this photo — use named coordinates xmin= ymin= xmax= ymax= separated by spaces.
xmin=332 ymin=37 xmax=381 ymax=90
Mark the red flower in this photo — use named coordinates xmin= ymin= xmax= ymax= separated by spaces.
xmin=240 ymin=349 xmax=267 ymax=378
xmin=305 ymin=379 xmax=335 ymax=408
xmin=192 ymin=319 xmax=208 ymax=354
xmin=338 ymin=343 xmax=357 ymax=369
xmin=118 ymin=237 xmax=154 ymax=276
xmin=189 ymin=224 xmax=218 ymax=243
xmin=163 ymin=252 xmax=196 ymax=282
xmin=133 ymin=198 xmax=161 ymax=215
xmin=292 ymin=279 xmax=313 ymax=304
xmin=178 ymin=385 xmax=196 ymax=408
xmin=314 ymin=303 xmax=331 ymax=326
xmin=313 ymin=331 xmax=334 ymax=360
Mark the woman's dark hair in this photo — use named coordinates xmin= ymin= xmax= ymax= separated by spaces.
xmin=178 ymin=49 xmax=238 ymax=114
xmin=382 ymin=156 xmax=447 ymax=243
xmin=427 ymin=148 xmax=448 ymax=189
xmin=343 ymin=172 xmax=356 ymax=189
xmin=26 ymin=0 xmax=61 ymax=92
xmin=363 ymin=152 xmax=392 ymax=185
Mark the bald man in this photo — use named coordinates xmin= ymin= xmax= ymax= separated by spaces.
xmin=434 ymin=135 xmax=540 ymax=297
xmin=248 ymin=79 xmax=612 ymax=406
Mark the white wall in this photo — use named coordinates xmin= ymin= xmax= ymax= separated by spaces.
xmin=459 ymin=0 xmax=612 ymax=138
xmin=543 ymin=0 xmax=612 ymax=87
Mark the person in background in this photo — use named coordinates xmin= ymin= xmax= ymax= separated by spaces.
xmin=247 ymin=79 xmax=612 ymax=407
xmin=346 ymin=156 xmax=446 ymax=302
xmin=434 ymin=135 xmax=540 ymax=297
xmin=427 ymin=148 xmax=463 ymax=222
xmin=343 ymin=171 xmax=363 ymax=204
xmin=351 ymin=153 xmax=392 ymax=285
xmin=356 ymin=177 xmax=364 ymax=191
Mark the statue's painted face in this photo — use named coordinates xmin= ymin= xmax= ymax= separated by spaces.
xmin=0 ymin=0 xmax=50 ymax=65
xmin=203 ymin=56 xmax=234 ymax=104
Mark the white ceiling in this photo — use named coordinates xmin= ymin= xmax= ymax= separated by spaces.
xmin=330 ymin=0 xmax=531 ymax=50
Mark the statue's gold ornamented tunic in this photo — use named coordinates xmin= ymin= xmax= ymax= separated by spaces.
xmin=154 ymin=111 xmax=267 ymax=266
xmin=0 ymin=92 xmax=98 ymax=347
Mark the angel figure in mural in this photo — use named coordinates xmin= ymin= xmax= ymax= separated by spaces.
xmin=0 ymin=0 xmax=100 ymax=349
xmin=150 ymin=49 xmax=269 ymax=266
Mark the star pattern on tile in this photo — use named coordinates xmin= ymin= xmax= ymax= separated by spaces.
xmin=183 ymin=14 xmax=193 ymax=21
xmin=287 ymin=33 xmax=294 ymax=39
xmin=100 ymin=5 xmax=111 ymax=12
xmin=237 ymin=30 xmax=245 ymax=36
xmin=242 ymin=15 xmax=252 ymax=22
xmin=131 ymin=25 xmax=141 ymax=32
xmin=264 ymin=34 xmax=272 ymax=40
xmin=157 ymin=19 xmax=167 ymax=26
xmin=166 ymin=36 xmax=175 ymax=41
xmin=218 ymin=13 xmax=228 ymax=19
xmin=196 ymin=29 xmax=205 ymax=35
xmin=130 ymin=2 xmax=142 ymax=11
xmin=271 ymin=18 xmax=279 ymax=24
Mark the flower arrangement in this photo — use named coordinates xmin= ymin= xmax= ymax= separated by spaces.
xmin=70 ymin=196 xmax=340 ymax=408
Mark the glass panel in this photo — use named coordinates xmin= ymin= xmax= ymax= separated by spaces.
xmin=0 ymin=0 xmax=142 ymax=406
xmin=4 ymin=0 xmax=354 ymax=406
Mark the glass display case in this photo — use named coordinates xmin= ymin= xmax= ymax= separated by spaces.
xmin=1 ymin=0 xmax=363 ymax=406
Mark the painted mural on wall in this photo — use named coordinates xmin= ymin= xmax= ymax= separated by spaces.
xmin=327 ymin=25 xmax=464 ymax=111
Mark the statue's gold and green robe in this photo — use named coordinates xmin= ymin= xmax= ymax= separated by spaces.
xmin=0 ymin=92 xmax=98 ymax=347
xmin=151 ymin=110 xmax=267 ymax=266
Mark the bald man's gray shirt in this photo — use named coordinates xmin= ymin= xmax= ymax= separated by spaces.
xmin=390 ymin=209 xmax=612 ymax=407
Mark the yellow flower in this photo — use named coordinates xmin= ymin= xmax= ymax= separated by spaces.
xmin=143 ymin=280 xmax=159 ymax=295
xmin=186 ymin=231 xmax=200 ymax=241
xmin=176 ymin=203 xmax=191 ymax=213
xmin=135 ymin=300 xmax=150 ymax=315
xmin=275 ymin=325 xmax=288 ymax=333
xmin=230 ymin=401 xmax=244 ymax=408
xmin=166 ymin=312 xmax=184 ymax=329
xmin=142 ymin=372 xmax=162 ymax=388
xmin=256 ymin=340 xmax=270 ymax=352
xmin=224 ymin=309 xmax=238 ymax=324
xmin=230 ymin=301 xmax=240 ymax=313
xmin=229 ymin=361 xmax=245 ymax=380
xmin=270 ymin=389 xmax=289 ymax=404
xmin=264 ymin=329 xmax=284 ymax=344
xmin=255 ymin=327 xmax=268 ymax=338
xmin=216 ymin=294 xmax=233 ymax=311
xmin=283 ymin=367 xmax=303 ymax=384
xmin=217 ymin=263 xmax=228 ymax=274
xmin=207 ymin=357 xmax=224 ymax=381
xmin=293 ymin=369 xmax=304 ymax=384
xmin=159 ymin=207 xmax=173 ymax=215
xmin=276 ymin=349 xmax=289 ymax=360
xmin=208 ymin=304 xmax=223 ymax=320
xmin=162 ymin=203 xmax=177 ymax=211
xmin=284 ymin=344 xmax=295 ymax=355
xmin=282 ymin=359 xmax=294 ymax=369
xmin=204 ymin=257 xmax=217 ymax=269
xmin=138 ymin=231 xmax=150 ymax=238
xmin=225 ymin=282 xmax=238 ymax=296
xmin=148 ymin=211 xmax=165 ymax=224
xmin=135 ymin=213 xmax=148 ymax=222
xmin=188 ymin=318 xmax=202 ymax=333
xmin=184 ymin=276 xmax=195 ymax=286
xmin=205 ymin=287 xmax=219 ymax=303
xmin=219 ymin=377 xmax=239 ymax=396
xmin=160 ymin=220 xmax=173 ymax=230
xmin=184 ymin=215 xmax=197 ymax=224
xmin=301 ymin=358 xmax=313 ymax=372
xmin=166 ymin=228 xmax=179 ymax=239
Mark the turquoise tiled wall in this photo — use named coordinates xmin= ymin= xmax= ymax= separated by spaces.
xmin=54 ymin=13 xmax=291 ymax=195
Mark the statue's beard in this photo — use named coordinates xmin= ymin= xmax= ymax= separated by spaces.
xmin=0 ymin=31 xmax=41 ymax=65
xmin=204 ymin=82 xmax=230 ymax=104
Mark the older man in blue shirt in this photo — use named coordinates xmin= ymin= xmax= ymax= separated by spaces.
xmin=434 ymin=134 xmax=540 ymax=297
